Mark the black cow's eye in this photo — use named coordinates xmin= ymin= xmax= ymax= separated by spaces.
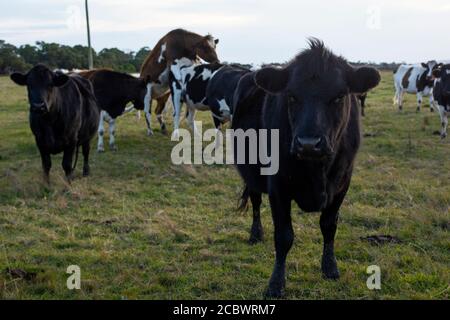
xmin=332 ymin=94 xmax=346 ymax=105
xmin=288 ymin=94 xmax=298 ymax=105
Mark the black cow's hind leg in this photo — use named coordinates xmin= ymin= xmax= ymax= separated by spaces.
xmin=62 ymin=145 xmax=76 ymax=182
xmin=249 ymin=192 xmax=264 ymax=244
xmin=266 ymin=190 xmax=293 ymax=298
xmin=82 ymin=142 xmax=91 ymax=177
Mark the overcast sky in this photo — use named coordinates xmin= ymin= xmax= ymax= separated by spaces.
xmin=1 ymin=0 xmax=449 ymax=65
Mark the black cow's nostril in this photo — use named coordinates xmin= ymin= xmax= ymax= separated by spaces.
xmin=297 ymin=137 xmax=322 ymax=150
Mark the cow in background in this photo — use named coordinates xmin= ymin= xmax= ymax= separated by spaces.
xmin=79 ymin=69 xmax=170 ymax=152
xmin=169 ymin=60 xmax=251 ymax=139
xmin=432 ymin=64 xmax=450 ymax=139
xmin=393 ymin=61 xmax=438 ymax=112
xmin=358 ymin=93 xmax=367 ymax=117
xmin=10 ymin=65 xmax=100 ymax=182
xmin=140 ymin=29 xmax=220 ymax=136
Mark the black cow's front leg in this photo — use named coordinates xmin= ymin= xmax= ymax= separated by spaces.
xmin=266 ymin=190 xmax=293 ymax=298
xmin=249 ymin=191 xmax=264 ymax=244
xmin=39 ymin=148 xmax=51 ymax=184
xmin=62 ymin=145 xmax=76 ymax=182
xmin=82 ymin=142 xmax=91 ymax=177
xmin=320 ymin=210 xmax=340 ymax=279
xmin=320 ymin=182 xmax=350 ymax=280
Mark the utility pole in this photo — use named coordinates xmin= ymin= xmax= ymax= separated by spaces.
xmin=85 ymin=0 xmax=93 ymax=69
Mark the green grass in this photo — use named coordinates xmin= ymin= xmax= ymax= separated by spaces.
xmin=0 ymin=72 xmax=448 ymax=300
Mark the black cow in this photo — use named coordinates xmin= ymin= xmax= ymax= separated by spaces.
xmin=79 ymin=69 xmax=150 ymax=152
xmin=10 ymin=65 xmax=100 ymax=182
xmin=358 ymin=93 xmax=367 ymax=116
xmin=232 ymin=40 xmax=380 ymax=298
xmin=432 ymin=64 xmax=450 ymax=139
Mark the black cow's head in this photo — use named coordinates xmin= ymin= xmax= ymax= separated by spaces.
xmin=10 ymin=64 xmax=69 ymax=114
xmin=254 ymin=39 xmax=380 ymax=161
xmin=433 ymin=64 xmax=450 ymax=98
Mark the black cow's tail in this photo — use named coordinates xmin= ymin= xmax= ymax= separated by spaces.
xmin=237 ymin=185 xmax=250 ymax=212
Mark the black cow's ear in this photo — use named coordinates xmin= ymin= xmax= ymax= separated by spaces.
xmin=53 ymin=73 xmax=69 ymax=87
xmin=421 ymin=63 xmax=428 ymax=68
xmin=348 ymin=67 xmax=381 ymax=94
xmin=254 ymin=67 xmax=289 ymax=94
xmin=215 ymin=39 xmax=219 ymax=45
xmin=10 ymin=72 xmax=28 ymax=86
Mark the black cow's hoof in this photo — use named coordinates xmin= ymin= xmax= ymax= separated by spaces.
xmin=430 ymin=108 xmax=435 ymax=113
xmin=65 ymin=176 xmax=73 ymax=185
xmin=248 ymin=235 xmax=263 ymax=245
xmin=323 ymin=269 xmax=340 ymax=280
xmin=322 ymin=255 xmax=340 ymax=280
xmin=83 ymin=168 xmax=90 ymax=177
xmin=264 ymin=286 xmax=284 ymax=299
xmin=248 ymin=228 xmax=264 ymax=245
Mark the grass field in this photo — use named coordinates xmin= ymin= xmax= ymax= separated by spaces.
xmin=0 ymin=71 xmax=448 ymax=300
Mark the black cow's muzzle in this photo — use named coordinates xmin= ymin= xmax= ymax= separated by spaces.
xmin=291 ymin=136 xmax=331 ymax=161
xmin=30 ymin=102 xmax=48 ymax=114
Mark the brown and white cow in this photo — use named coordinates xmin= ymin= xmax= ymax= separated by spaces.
xmin=139 ymin=28 xmax=220 ymax=136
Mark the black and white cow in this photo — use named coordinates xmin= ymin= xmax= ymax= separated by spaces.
xmin=206 ymin=64 xmax=251 ymax=126
xmin=393 ymin=61 xmax=438 ymax=112
xmin=169 ymin=59 xmax=252 ymax=139
xmin=10 ymin=65 xmax=100 ymax=182
xmin=169 ymin=58 xmax=222 ymax=138
xmin=432 ymin=64 xmax=450 ymax=139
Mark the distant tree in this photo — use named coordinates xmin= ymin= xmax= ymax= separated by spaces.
xmin=17 ymin=44 xmax=39 ymax=66
xmin=0 ymin=40 xmax=30 ymax=73
xmin=133 ymin=47 xmax=151 ymax=71
xmin=96 ymin=48 xmax=135 ymax=72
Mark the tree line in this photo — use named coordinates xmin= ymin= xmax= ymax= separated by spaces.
xmin=0 ymin=40 xmax=150 ymax=74
xmin=0 ymin=39 xmax=400 ymax=75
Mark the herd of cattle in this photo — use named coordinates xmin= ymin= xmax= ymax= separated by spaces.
xmin=7 ymin=28 xmax=449 ymax=298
